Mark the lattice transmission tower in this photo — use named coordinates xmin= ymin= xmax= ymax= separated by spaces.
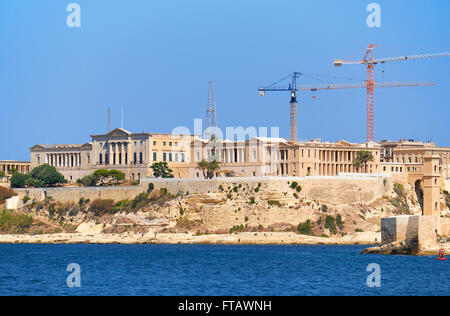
xmin=205 ymin=81 xmax=218 ymax=140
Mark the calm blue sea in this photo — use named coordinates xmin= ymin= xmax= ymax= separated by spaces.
xmin=0 ymin=244 xmax=448 ymax=296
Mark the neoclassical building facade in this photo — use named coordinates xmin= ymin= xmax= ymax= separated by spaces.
xmin=29 ymin=128 xmax=450 ymax=182
xmin=30 ymin=128 xmax=197 ymax=182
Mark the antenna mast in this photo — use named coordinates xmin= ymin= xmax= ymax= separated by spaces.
xmin=107 ymin=107 xmax=111 ymax=133
xmin=205 ymin=81 xmax=218 ymax=140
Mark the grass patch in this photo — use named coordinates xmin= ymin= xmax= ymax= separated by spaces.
xmin=0 ymin=210 xmax=34 ymax=233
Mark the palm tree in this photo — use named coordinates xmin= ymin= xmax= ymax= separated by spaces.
xmin=352 ymin=150 xmax=374 ymax=173
xmin=197 ymin=160 xmax=209 ymax=179
xmin=206 ymin=160 xmax=221 ymax=179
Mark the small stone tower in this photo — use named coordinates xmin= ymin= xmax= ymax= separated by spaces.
xmin=422 ymin=154 xmax=441 ymax=217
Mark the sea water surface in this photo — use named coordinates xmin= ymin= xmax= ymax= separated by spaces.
xmin=0 ymin=244 xmax=448 ymax=296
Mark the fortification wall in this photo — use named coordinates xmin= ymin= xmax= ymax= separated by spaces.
xmin=11 ymin=175 xmax=388 ymax=207
xmin=12 ymin=185 xmax=144 ymax=205
xmin=381 ymin=215 xmax=437 ymax=254
xmin=142 ymin=175 xmax=387 ymax=205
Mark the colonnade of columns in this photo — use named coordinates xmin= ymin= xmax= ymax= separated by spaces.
xmin=47 ymin=153 xmax=82 ymax=168
xmin=0 ymin=162 xmax=31 ymax=174
xmin=98 ymin=142 xmax=131 ymax=166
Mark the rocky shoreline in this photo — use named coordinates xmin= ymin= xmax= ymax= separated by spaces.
xmin=0 ymin=231 xmax=379 ymax=245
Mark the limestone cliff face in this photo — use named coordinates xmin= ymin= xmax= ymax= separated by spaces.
xmin=10 ymin=177 xmax=443 ymax=239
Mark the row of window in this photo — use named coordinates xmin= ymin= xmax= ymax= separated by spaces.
xmin=156 ymin=152 xmax=185 ymax=162
xmin=99 ymin=152 xmax=143 ymax=165
xmin=98 ymin=152 xmax=187 ymax=165
xmin=98 ymin=141 xmax=186 ymax=148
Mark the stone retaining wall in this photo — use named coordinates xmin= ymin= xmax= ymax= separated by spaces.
xmin=10 ymin=175 xmax=388 ymax=207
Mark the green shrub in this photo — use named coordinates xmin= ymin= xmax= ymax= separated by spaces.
xmin=76 ymin=174 xmax=99 ymax=187
xmin=290 ymin=181 xmax=299 ymax=189
xmin=147 ymin=183 xmax=155 ymax=193
xmin=297 ymin=220 xmax=313 ymax=235
xmin=233 ymin=186 xmax=238 ymax=193
xmin=229 ymin=224 xmax=244 ymax=234
xmin=22 ymin=196 xmax=30 ymax=204
xmin=268 ymin=200 xmax=281 ymax=207
xmin=0 ymin=210 xmax=33 ymax=233
xmin=130 ymin=193 xmax=149 ymax=210
xmin=111 ymin=200 xmax=129 ymax=213
xmin=249 ymin=197 xmax=256 ymax=204
xmin=90 ymin=199 xmax=115 ymax=216
xmin=78 ymin=197 xmax=90 ymax=207
xmin=10 ymin=173 xmax=43 ymax=188
xmin=335 ymin=214 xmax=344 ymax=227
xmin=321 ymin=205 xmax=328 ymax=213
xmin=296 ymin=185 xmax=302 ymax=193
xmin=325 ymin=215 xmax=337 ymax=234
xmin=355 ymin=228 xmax=364 ymax=233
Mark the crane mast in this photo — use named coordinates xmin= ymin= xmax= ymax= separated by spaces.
xmin=258 ymin=71 xmax=433 ymax=143
xmin=334 ymin=44 xmax=450 ymax=142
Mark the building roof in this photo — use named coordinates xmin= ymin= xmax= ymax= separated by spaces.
xmin=30 ymin=143 xmax=92 ymax=150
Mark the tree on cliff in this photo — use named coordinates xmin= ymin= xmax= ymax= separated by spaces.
xmin=352 ymin=150 xmax=374 ymax=173
xmin=30 ymin=164 xmax=67 ymax=186
xmin=10 ymin=164 xmax=66 ymax=188
xmin=77 ymin=169 xmax=125 ymax=186
xmin=150 ymin=162 xmax=174 ymax=178
xmin=93 ymin=169 xmax=125 ymax=185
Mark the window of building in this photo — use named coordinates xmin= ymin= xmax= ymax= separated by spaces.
xmin=153 ymin=141 xmax=157 ymax=146
xmin=87 ymin=155 xmax=90 ymax=164
xmin=163 ymin=141 xmax=166 ymax=146
xmin=163 ymin=153 xmax=167 ymax=161
xmin=133 ymin=153 xmax=137 ymax=164
xmin=153 ymin=152 xmax=157 ymax=161
xmin=175 ymin=142 xmax=178 ymax=146
xmin=169 ymin=153 xmax=173 ymax=162
xmin=181 ymin=153 xmax=185 ymax=162
xmin=105 ymin=153 xmax=109 ymax=165
xmin=36 ymin=155 xmax=40 ymax=164
xmin=175 ymin=153 xmax=179 ymax=162
xmin=140 ymin=141 xmax=143 ymax=146
xmin=134 ymin=142 xmax=137 ymax=146
xmin=383 ymin=166 xmax=386 ymax=171
xmin=125 ymin=153 xmax=128 ymax=165
xmin=99 ymin=153 xmax=103 ymax=164
xmin=169 ymin=142 xmax=172 ymax=146
xmin=139 ymin=152 xmax=143 ymax=164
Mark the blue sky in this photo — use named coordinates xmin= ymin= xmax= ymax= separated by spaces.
xmin=0 ymin=0 xmax=449 ymax=160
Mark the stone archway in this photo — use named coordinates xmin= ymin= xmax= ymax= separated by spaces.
xmin=415 ymin=179 xmax=424 ymax=212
